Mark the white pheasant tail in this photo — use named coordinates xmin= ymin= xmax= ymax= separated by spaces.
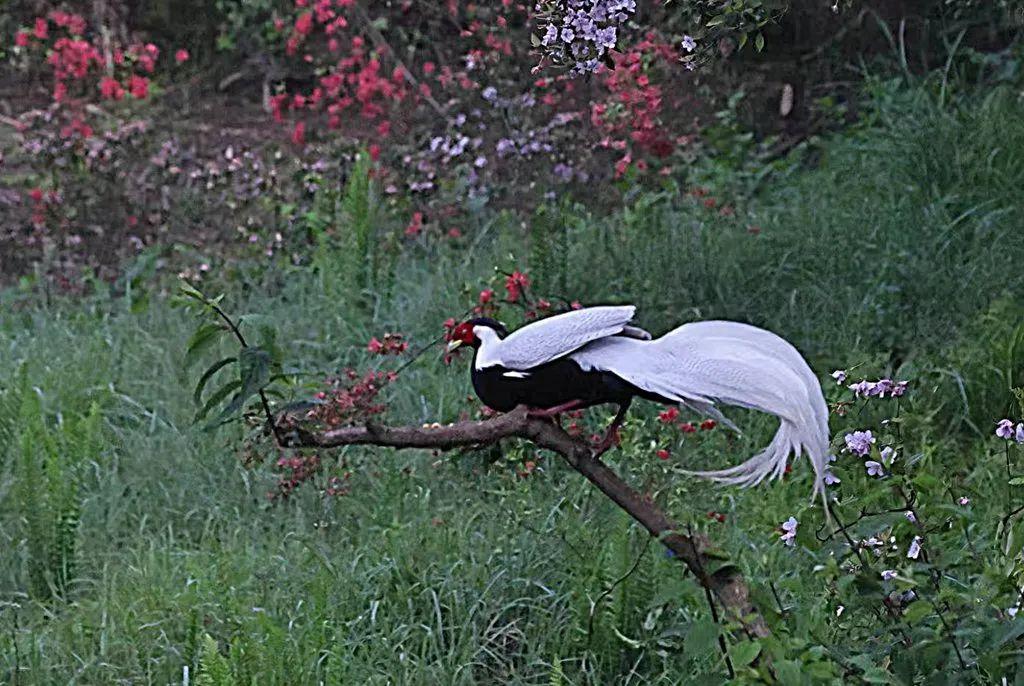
xmin=570 ymin=320 xmax=831 ymax=501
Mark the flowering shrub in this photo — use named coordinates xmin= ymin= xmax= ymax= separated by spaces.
xmin=532 ymin=0 xmax=636 ymax=74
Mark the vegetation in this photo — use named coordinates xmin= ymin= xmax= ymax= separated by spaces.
xmin=3 ymin=57 xmax=1024 ymax=681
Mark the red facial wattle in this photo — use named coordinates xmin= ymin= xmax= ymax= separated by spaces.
xmin=455 ymin=323 xmax=475 ymax=345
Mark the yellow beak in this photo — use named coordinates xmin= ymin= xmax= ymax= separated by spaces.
xmin=446 ymin=339 xmax=463 ymax=353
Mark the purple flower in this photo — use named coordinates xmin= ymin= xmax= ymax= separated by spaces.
xmin=1017 ymin=423 xmax=1024 ymax=444
xmin=907 ymin=536 xmax=922 ymax=560
xmin=681 ymin=35 xmax=697 ymax=52
xmin=824 ymin=470 xmax=841 ymax=486
xmin=594 ymin=26 xmax=617 ymax=49
xmin=542 ymin=24 xmax=558 ymax=46
xmin=904 ymin=510 xmax=917 ymax=523
xmin=831 ymin=369 xmax=847 ymax=384
xmin=560 ymin=27 xmax=575 ymax=43
xmin=865 ymin=460 xmax=885 ymax=477
xmin=880 ymin=446 xmax=896 ymax=465
xmin=552 ymin=163 xmax=575 ymax=182
xmin=844 ymin=430 xmax=875 ymax=457
xmin=482 ymin=86 xmax=498 ymax=102
xmin=780 ymin=517 xmax=798 ymax=546
xmin=848 ymin=380 xmax=874 ymax=397
xmin=996 ymin=419 xmax=1015 ymax=439
xmin=891 ymin=381 xmax=909 ymax=397
xmin=881 ymin=569 xmax=897 ymax=581
xmin=958 ymin=496 xmax=970 ymax=506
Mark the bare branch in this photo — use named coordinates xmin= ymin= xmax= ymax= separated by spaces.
xmin=276 ymin=405 xmax=771 ymax=640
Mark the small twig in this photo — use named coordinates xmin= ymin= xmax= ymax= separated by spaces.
xmin=196 ymin=294 xmax=286 ymax=446
xmin=586 ymin=535 xmax=652 ymax=652
xmin=688 ymin=523 xmax=736 ymax=680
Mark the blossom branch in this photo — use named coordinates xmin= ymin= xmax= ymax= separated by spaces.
xmin=275 ymin=405 xmax=770 ymax=640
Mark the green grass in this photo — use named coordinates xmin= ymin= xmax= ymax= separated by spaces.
xmin=3 ymin=80 xmax=1024 ymax=683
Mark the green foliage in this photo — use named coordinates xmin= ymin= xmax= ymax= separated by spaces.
xmin=8 ymin=373 xmax=101 ymax=600
xmin=196 ymin=634 xmax=235 ymax=686
xmin=3 ymin=75 xmax=1024 ymax=683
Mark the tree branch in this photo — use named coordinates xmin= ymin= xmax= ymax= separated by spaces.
xmin=276 ymin=405 xmax=770 ymax=640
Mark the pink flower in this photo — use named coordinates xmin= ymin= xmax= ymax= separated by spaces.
xmin=174 ymin=48 xmax=190 ymax=64
xmin=478 ymin=288 xmax=494 ymax=305
xmin=15 ymin=31 xmax=31 ymax=47
xmin=504 ymin=270 xmax=530 ymax=302
xmin=99 ymin=76 xmax=124 ymax=100
xmin=367 ymin=338 xmax=383 ymax=354
xmin=291 ymin=121 xmax=306 ymax=146
xmin=128 ymin=73 xmax=149 ymax=99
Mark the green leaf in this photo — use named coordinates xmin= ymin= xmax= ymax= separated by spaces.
xmin=1008 ymin=477 xmax=1024 ymax=486
xmin=684 ymin=618 xmax=719 ymax=660
xmin=902 ymin=600 xmax=932 ymax=624
xmin=178 ymin=281 xmax=206 ymax=302
xmin=755 ymin=32 xmax=765 ymax=52
xmin=185 ymin=323 xmax=227 ymax=369
xmin=208 ymin=347 xmax=273 ymax=427
xmin=730 ymin=639 xmax=761 ymax=667
xmin=194 ymin=357 xmax=237 ymax=406
xmin=195 ymin=380 xmax=242 ymax=422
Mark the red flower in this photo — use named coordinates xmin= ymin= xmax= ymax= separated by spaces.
xmin=656 ymin=448 xmax=670 ymax=460
xmin=478 ymin=288 xmax=494 ymax=305
xmin=504 ymin=270 xmax=530 ymax=302
xmin=99 ymin=76 xmax=124 ymax=100
xmin=128 ymin=73 xmax=149 ymax=99
xmin=658 ymin=407 xmax=679 ymax=424
xmin=175 ymin=48 xmax=190 ymax=64
xmin=405 ymin=211 xmax=423 ymax=237
xmin=700 ymin=419 xmax=716 ymax=431
xmin=28 ymin=188 xmax=44 ymax=203
xmin=15 ymin=31 xmax=31 ymax=47
xmin=291 ymin=121 xmax=306 ymax=146
xmin=33 ymin=18 xmax=48 ymax=39
xmin=679 ymin=422 xmax=696 ymax=434
xmin=368 ymin=144 xmax=381 ymax=161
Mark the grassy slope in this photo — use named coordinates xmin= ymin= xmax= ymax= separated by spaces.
xmin=2 ymin=81 xmax=1024 ymax=684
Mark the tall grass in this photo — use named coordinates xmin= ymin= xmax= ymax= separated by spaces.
xmin=1 ymin=81 xmax=1023 ymax=683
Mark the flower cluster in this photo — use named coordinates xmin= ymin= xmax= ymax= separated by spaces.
xmin=306 ymin=370 xmax=397 ymax=428
xmin=367 ymin=333 xmax=409 ymax=356
xmin=534 ymin=0 xmax=636 ymax=74
xmin=995 ymin=418 xmax=1024 ymax=443
xmin=846 ymin=377 xmax=909 ymax=399
xmin=271 ymin=453 xmax=322 ymax=500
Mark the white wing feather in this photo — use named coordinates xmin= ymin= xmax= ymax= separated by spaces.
xmin=478 ymin=305 xmax=636 ymax=370
xmin=571 ymin=320 xmax=830 ymax=499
